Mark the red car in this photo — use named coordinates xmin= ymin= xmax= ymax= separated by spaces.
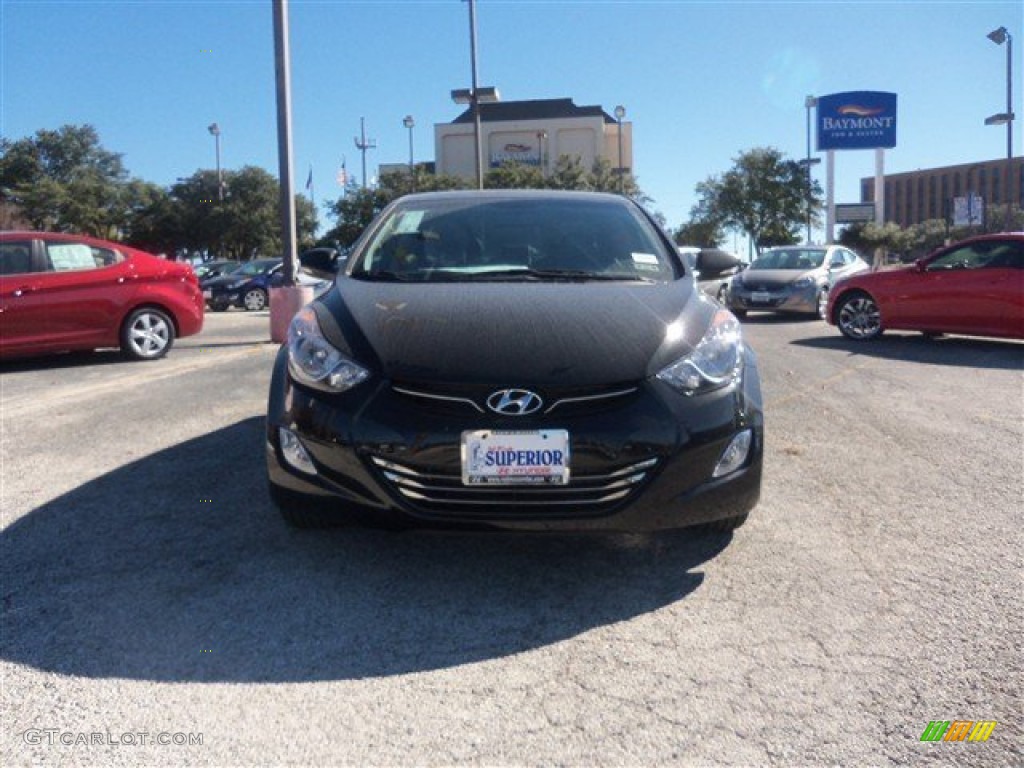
xmin=827 ymin=233 xmax=1024 ymax=341
xmin=0 ymin=231 xmax=204 ymax=361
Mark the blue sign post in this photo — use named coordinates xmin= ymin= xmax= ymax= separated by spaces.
xmin=814 ymin=91 xmax=898 ymax=250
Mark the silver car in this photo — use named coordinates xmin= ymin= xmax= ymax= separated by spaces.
xmin=728 ymin=245 xmax=868 ymax=319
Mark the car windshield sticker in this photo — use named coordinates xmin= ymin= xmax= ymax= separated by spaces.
xmin=391 ymin=210 xmax=426 ymax=234
xmin=48 ymin=244 xmax=96 ymax=271
xmin=631 ymin=252 xmax=660 ymax=271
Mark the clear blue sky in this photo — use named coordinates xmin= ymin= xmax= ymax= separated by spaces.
xmin=2 ymin=0 xmax=1021 ymax=246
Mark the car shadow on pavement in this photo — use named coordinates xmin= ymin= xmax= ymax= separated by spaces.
xmin=0 ymin=350 xmax=129 ymax=372
xmin=1 ymin=417 xmax=729 ymax=683
xmin=791 ymin=333 xmax=1024 ymax=371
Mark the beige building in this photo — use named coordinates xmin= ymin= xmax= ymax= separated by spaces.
xmin=860 ymin=157 xmax=1023 ymax=227
xmin=434 ymin=98 xmax=632 ymax=179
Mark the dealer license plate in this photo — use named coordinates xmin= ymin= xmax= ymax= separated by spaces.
xmin=461 ymin=429 xmax=570 ymax=486
xmin=751 ymin=291 xmax=771 ymax=304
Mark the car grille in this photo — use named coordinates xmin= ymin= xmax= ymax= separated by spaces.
xmin=369 ymin=455 xmax=660 ymax=520
xmin=391 ymin=382 xmax=639 ymax=417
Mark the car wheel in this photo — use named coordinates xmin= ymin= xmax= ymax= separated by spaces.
xmin=732 ymin=307 xmax=747 ymax=318
xmin=701 ymin=512 xmax=749 ymax=534
xmin=120 ymin=307 xmax=174 ymax=360
xmin=836 ymin=291 xmax=883 ymax=341
xmin=815 ymin=287 xmax=829 ymax=320
xmin=243 ymin=288 xmax=268 ymax=311
xmin=211 ymin=303 xmax=229 ymax=312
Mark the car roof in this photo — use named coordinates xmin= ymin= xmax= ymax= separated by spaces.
xmin=391 ymin=189 xmax=632 ymax=205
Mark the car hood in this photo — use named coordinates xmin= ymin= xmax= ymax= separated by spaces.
xmin=738 ymin=269 xmax=817 ymax=288
xmin=203 ymin=274 xmax=248 ymax=288
xmin=316 ymin=279 xmax=713 ymax=388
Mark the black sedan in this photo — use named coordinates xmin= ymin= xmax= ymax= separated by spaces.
xmin=267 ymin=190 xmax=763 ymax=532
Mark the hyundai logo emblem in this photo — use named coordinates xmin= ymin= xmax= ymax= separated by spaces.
xmin=486 ymin=389 xmax=544 ymax=416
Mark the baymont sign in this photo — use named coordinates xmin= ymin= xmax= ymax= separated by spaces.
xmin=817 ymin=91 xmax=897 ymax=150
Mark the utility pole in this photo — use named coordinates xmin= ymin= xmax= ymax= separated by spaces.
xmin=354 ymin=117 xmax=376 ymax=189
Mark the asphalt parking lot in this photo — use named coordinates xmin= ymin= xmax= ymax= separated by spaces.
xmin=2 ymin=308 xmax=1021 ymax=767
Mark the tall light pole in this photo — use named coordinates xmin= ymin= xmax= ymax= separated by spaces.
xmin=536 ymin=130 xmax=547 ymax=174
xmin=403 ymin=115 xmax=415 ymax=188
xmin=803 ymin=95 xmax=821 ymax=243
xmin=207 ymin=122 xmax=223 ymax=201
xmin=985 ymin=26 xmax=1014 ymax=231
xmin=614 ymin=105 xmax=625 ymax=195
xmin=354 ymin=117 xmax=376 ymax=189
xmin=467 ymin=0 xmax=484 ymax=188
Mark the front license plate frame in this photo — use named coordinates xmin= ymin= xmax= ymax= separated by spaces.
xmin=461 ymin=429 xmax=570 ymax=486
xmin=751 ymin=291 xmax=771 ymax=304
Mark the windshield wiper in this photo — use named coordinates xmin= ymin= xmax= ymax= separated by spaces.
xmin=352 ymin=270 xmax=417 ymax=282
xmin=462 ymin=268 xmax=653 ymax=282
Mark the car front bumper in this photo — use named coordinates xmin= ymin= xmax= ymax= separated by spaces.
xmin=730 ymin=283 xmax=818 ymax=314
xmin=265 ymin=347 xmax=764 ymax=532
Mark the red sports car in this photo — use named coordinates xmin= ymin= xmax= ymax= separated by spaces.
xmin=826 ymin=233 xmax=1023 ymax=341
xmin=0 ymin=231 xmax=204 ymax=360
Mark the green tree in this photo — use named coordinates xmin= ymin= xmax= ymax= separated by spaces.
xmin=485 ymin=160 xmax=545 ymax=189
xmin=322 ymin=186 xmax=393 ymax=247
xmin=0 ymin=125 xmax=128 ymax=234
xmin=168 ymin=166 xmax=316 ymax=259
xmin=692 ymin=147 xmax=822 ymax=254
xmin=674 ymin=218 xmax=725 ymax=248
xmin=545 ymin=155 xmax=589 ymax=190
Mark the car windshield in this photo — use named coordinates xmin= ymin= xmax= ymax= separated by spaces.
xmin=351 ymin=196 xmax=677 ymax=283
xmin=749 ymin=249 xmax=826 ymax=270
xmin=234 ymin=260 xmax=277 ymax=277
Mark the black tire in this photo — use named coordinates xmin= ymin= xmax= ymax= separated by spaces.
xmin=210 ymin=303 xmax=229 ymax=312
xmin=732 ymin=307 xmax=747 ymax=319
xmin=835 ymin=290 xmax=883 ymax=341
xmin=120 ymin=307 xmax=174 ymax=360
xmin=700 ymin=513 xmax=749 ymax=534
xmin=243 ymin=288 xmax=268 ymax=311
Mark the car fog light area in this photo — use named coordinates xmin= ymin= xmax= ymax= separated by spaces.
xmin=279 ymin=427 xmax=317 ymax=475
xmin=713 ymin=429 xmax=753 ymax=478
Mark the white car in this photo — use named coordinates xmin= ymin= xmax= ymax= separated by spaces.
xmin=728 ymin=245 xmax=869 ymax=319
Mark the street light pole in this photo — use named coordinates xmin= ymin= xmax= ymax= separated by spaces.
xmin=985 ymin=26 xmax=1014 ymax=231
xmin=207 ymin=123 xmax=223 ymax=201
xmin=354 ymin=117 xmax=376 ymax=189
xmin=804 ymin=95 xmax=819 ymax=242
xmin=614 ymin=105 xmax=625 ymax=195
xmin=468 ymin=0 xmax=484 ymax=189
xmin=403 ymin=115 xmax=415 ymax=187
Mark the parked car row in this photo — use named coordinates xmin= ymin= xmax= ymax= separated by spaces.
xmin=200 ymin=250 xmax=342 ymax=311
xmin=2 ymin=211 xmax=1020 ymax=541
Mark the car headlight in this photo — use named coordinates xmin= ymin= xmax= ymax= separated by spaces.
xmin=286 ymin=305 xmax=369 ymax=393
xmin=792 ymin=276 xmax=815 ymax=289
xmin=656 ymin=309 xmax=743 ymax=395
